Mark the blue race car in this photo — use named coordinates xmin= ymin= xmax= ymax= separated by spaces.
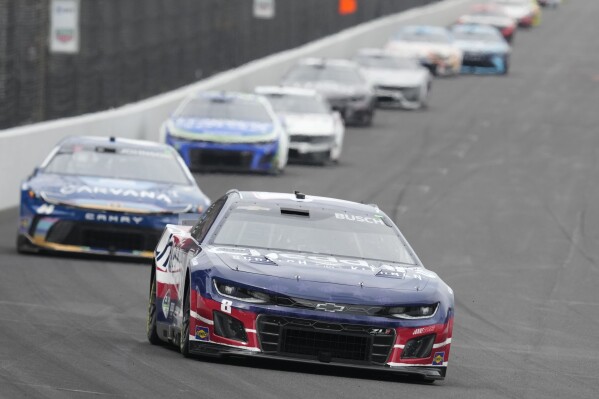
xmin=17 ymin=136 xmax=211 ymax=258
xmin=161 ymin=91 xmax=289 ymax=174
xmin=148 ymin=191 xmax=455 ymax=382
xmin=450 ymin=24 xmax=511 ymax=75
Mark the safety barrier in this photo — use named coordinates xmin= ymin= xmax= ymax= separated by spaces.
xmin=0 ymin=0 xmax=475 ymax=210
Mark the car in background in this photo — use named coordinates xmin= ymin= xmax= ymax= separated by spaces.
xmin=456 ymin=3 xmax=517 ymax=43
xmin=17 ymin=136 xmax=211 ymax=258
xmin=147 ymin=190 xmax=455 ymax=382
xmin=450 ymin=24 xmax=511 ymax=75
xmin=162 ymin=91 xmax=288 ymax=174
xmin=385 ymin=25 xmax=463 ymax=76
xmin=281 ymin=58 xmax=376 ymax=126
xmin=492 ymin=0 xmax=541 ymax=27
xmin=354 ymin=48 xmax=432 ymax=110
xmin=255 ymin=86 xmax=344 ymax=164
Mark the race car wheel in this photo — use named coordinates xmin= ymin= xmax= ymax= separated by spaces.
xmin=502 ymin=57 xmax=510 ymax=75
xmin=16 ymin=235 xmax=37 ymax=254
xmin=360 ymin=110 xmax=374 ymax=127
xmin=147 ymin=269 xmax=162 ymax=345
xmin=180 ymin=283 xmax=192 ymax=357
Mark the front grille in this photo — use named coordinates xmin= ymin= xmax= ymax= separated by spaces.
xmin=462 ymin=53 xmax=496 ymax=68
xmin=257 ymin=316 xmax=395 ymax=365
xmin=274 ymin=296 xmax=385 ymax=316
xmin=189 ymin=148 xmax=253 ymax=171
xmin=290 ymin=135 xmax=335 ymax=144
xmin=45 ymin=220 xmax=161 ymax=252
xmin=376 ymin=86 xmax=420 ymax=102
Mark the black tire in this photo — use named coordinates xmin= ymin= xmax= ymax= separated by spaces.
xmin=360 ymin=110 xmax=374 ymax=127
xmin=16 ymin=235 xmax=37 ymax=254
xmin=180 ymin=282 xmax=192 ymax=357
xmin=502 ymin=56 xmax=510 ymax=75
xmin=147 ymin=269 xmax=162 ymax=345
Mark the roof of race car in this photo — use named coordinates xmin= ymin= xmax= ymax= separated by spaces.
xmin=190 ymin=90 xmax=271 ymax=106
xmin=231 ymin=191 xmax=381 ymax=213
xmin=255 ymin=85 xmax=319 ymax=97
xmin=57 ymin=135 xmax=175 ymax=151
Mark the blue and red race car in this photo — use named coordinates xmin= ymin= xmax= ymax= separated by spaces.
xmin=17 ymin=136 xmax=210 ymax=258
xmin=147 ymin=190 xmax=454 ymax=382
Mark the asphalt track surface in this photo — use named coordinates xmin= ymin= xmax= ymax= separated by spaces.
xmin=1 ymin=2 xmax=599 ymax=398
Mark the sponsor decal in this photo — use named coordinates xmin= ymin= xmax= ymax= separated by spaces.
xmin=59 ymin=185 xmax=175 ymax=204
xmin=376 ymin=265 xmax=406 ymax=279
xmin=432 ymin=352 xmax=445 ymax=366
xmin=84 ymin=213 xmax=143 ymax=224
xmin=315 ymin=303 xmax=345 ymax=312
xmin=369 ymin=328 xmax=393 ymax=335
xmin=335 ymin=213 xmax=385 ymax=225
xmin=37 ymin=204 xmax=55 ymax=215
xmin=413 ymin=326 xmax=436 ymax=336
xmin=162 ymin=290 xmax=171 ymax=318
xmin=195 ymin=326 xmax=210 ymax=341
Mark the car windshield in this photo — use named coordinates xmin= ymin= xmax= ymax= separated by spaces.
xmin=285 ymin=65 xmax=364 ymax=85
xmin=396 ymin=30 xmax=452 ymax=44
xmin=355 ymin=55 xmax=420 ymax=70
xmin=265 ymin=94 xmax=330 ymax=114
xmin=453 ymin=30 xmax=502 ymax=42
xmin=43 ymin=145 xmax=192 ymax=185
xmin=176 ymin=97 xmax=273 ymax=123
xmin=212 ymin=206 xmax=417 ymax=264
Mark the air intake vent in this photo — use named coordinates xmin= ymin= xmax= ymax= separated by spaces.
xmin=280 ymin=208 xmax=309 ymax=217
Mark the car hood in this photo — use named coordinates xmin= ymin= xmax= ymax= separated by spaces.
xmin=363 ymin=68 xmax=427 ymax=87
xmin=167 ymin=117 xmax=278 ymax=143
xmin=28 ymin=173 xmax=206 ymax=213
xmin=207 ymin=246 xmax=433 ymax=293
xmin=280 ymin=113 xmax=336 ymax=135
xmin=454 ymin=40 xmax=510 ymax=53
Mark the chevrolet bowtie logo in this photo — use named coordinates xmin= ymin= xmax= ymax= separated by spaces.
xmin=315 ymin=303 xmax=345 ymax=312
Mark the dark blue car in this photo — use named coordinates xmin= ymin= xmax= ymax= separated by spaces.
xmin=17 ymin=136 xmax=211 ymax=258
xmin=161 ymin=91 xmax=289 ymax=174
xmin=148 ymin=190 xmax=454 ymax=382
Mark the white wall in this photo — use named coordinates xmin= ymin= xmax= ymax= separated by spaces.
xmin=0 ymin=0 xmax=475 ymax=210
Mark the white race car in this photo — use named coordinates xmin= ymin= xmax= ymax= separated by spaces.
xmin=256 ymin=86 xmax=345 ymax=164
xmin=354 ymin=48 xmax=432 ymax=110
xmin=385 ymin=25 xmax=463 ymax=76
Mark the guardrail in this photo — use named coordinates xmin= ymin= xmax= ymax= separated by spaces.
xmin=0 ymin=0 xmax=475 ymax=210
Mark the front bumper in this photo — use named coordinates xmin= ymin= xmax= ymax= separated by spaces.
xmin=18 ymin=200 xmax=183 ymax=258
xmin=461 ymin=52 xmax=508 ymax=75
xmin=374 ymin=85 xmax=424 ymax=109
xmin=173 ymin=290 xmax=453 ymax=381
xmin=288 ymin=134 xmax=336 ymax=161
xmin=167 ymin=135 xmax=279 ymax=173
xmin=327 ymin=97 xmax=373 ymax=124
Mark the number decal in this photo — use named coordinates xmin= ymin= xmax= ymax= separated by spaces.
xmin=221 ymin=299 xmax=232 ymax=314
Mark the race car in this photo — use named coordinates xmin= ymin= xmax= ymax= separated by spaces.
xmin=255 ymin=86 xmax=345 ymax=164
xmin=492 ymin=0 xmax=541 ymax=27
xmin=162 ymin=91 xmax=288 ymax=174
xmin=450 ymin=24 xmax=511 ymax=75
xmin=17 ymin=136 xmax=211 ymax=258
xmin=456 ymin=3 xmax=518 ymax=43
xmin=147 ymin=190 xmax=455 ymax=382
xmin=354 ymin=48 xmax=432 ymax=110
xmin=281 ymin=58 xmax=376 ymax=126
xmin=385 ymin=25 xmax=463 ymax=76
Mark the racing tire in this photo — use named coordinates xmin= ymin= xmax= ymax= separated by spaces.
xmin=147 ymin=269 xmax=162 ymax=346
xmin=502 ymin=57 xmax=510 ymax=75
xmin=16 ymin=235 xmax=37 ymax=254
xmin=360 ymin=110 xmax=374 ymax=127
xmin=180 ymin=283 xmax=192 ymax=358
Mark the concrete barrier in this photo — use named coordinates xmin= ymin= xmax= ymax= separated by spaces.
xmin=0 ymin=0 xmax=475 ymax=210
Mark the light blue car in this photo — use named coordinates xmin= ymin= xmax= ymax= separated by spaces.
xmin=450 ymin=24 xmax=511 ymax=75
